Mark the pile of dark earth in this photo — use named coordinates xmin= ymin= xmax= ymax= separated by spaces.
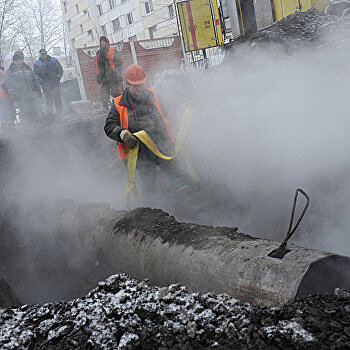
xmin=0 ymin=274 xmax=349 ymax=349
xmin=225 ymin=8 xmax=350 ymax=53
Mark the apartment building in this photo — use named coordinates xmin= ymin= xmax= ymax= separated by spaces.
xmin=96 ymin=0 xmax=144 ymax=42
xmin=61 ymin=0 xmax=179 ymax=47
xmin=95 ymin=0 xmax=178 ymax=42
xmin=140 ymin=0 xmax=178 ymax=40
xmin=60 ymin=0 xmax=100 ymax=49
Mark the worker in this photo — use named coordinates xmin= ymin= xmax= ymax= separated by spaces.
xmin=6 ymin=51 xmax=42 ymax=124
xmin=96 ymin=36 xmax=123 ymax=110
xmin=104 ymin=64 xmax=187 ymax=203
xmin=34 ymin=48 xmax=63 ymax=117
xmin=0 ymin=61 xmax=15 ymax=128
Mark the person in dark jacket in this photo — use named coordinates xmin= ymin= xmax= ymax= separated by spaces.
xmin=34 ymin=48 xmax=63 ymax=116
xmin=6 ymin=51 xmax=42 ymax=124
xmin=104 ymin=64 xmax=187 ymax=204
xmin=96 ymin=36 xmax=123 ymax=110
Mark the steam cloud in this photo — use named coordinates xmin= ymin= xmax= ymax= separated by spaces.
xmin=158 ymin=25 xmax=350 ymax=257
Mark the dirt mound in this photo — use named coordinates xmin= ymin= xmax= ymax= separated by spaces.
xmin=250 ymin=8 xmax=337 ymax=45
xmin=225 ymin=8 xmax=350 ymax=52
xmin=0 ymin=274 xmax=349 ymax=349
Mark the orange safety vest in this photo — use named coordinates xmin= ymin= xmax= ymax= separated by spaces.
xmin=95 ymin=46 xmax=117 ymax=76
xmin=114 ymin=88 xmax=176 ymax=161
xmin=0 ymin=69 xmax=8 ymax=98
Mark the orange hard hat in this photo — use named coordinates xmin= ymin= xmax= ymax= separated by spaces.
xmin=124 ymin=64 xmax=146 ymax=85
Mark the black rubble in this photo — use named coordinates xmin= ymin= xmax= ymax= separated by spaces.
xmin=0 ymin=274 xmax=349 ymax=350
xmin=225 ymin=8 xmax=350 ymax=52
xmin=249 ymin=8 xmax=338 ymax=45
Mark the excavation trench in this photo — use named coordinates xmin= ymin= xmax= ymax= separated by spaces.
xmin=0 ymin=115 xmax=349 ymax=307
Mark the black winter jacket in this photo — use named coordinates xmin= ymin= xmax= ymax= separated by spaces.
xmin=6 ymin=63 xmax=41 ymax=101
xmin=34 ymin=55 xmax=63 ymax=87
xmin=104 ymin=88 xmax=173 ymax=155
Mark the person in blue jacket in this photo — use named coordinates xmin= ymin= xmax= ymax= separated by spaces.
xmin=34 ymin=48 xmax=63 ymax=116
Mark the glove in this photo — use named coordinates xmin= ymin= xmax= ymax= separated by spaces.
xmin=120 ymin=129 xmax=137 ymax=149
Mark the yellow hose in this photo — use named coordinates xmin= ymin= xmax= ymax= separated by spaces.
xmin=126 ymin=106 xmax=195 ymax=207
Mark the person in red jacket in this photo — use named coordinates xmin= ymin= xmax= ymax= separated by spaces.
xmin=95 ymin=36 xmax=123 ymax=110
xmin=104 ymin=64 xmax=187 ymax=203
xmin=0 ymin=63 xmax=15 ymax=128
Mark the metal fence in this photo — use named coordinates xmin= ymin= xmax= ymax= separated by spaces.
xmin=186 ymin=46 xmax=226 ymax=70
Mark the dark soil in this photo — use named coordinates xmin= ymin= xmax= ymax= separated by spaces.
xmin=114 ymin=207 xmax=252 ymax=248
xmin=225 ymin=8 xmax=350 ymax=53
xmin=0 ymin=274 xmax=349 ymax=349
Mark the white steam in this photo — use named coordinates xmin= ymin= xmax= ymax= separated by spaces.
xmin=161 ymin=29 xmax=350 ymax=256
xmin=4 ymin=124 xmax=126 ymax=208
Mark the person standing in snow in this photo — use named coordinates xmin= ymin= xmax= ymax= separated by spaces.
xmin=34 ymin=48 xmax=63 ymax=117
xmin=96 ymin=36 xmax=123 ymax=110
xmin=6 ymin=51 xmax=42 ymax=124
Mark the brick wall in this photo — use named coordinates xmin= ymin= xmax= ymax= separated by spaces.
xmin=76 ymin=36 xmax=183 ymax=102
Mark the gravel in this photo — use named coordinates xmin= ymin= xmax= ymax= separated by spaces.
xmin=0 ymin=274 xmax=349 ymax=349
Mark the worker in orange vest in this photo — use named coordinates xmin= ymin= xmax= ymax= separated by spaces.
xmin=96 ymin=36 xmax=123 ymax=110
xmin=104 ymin=64 xmax=187 ymax=203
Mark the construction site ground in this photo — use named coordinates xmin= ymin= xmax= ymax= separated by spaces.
xmin=0 ymin=7 xmax=350 ymax=350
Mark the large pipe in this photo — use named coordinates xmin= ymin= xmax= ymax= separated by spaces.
xmin=57 ymin=201 xmax=350 ymax=306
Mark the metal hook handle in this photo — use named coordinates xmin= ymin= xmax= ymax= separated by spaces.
xmin=279 ymin=188 xmax=310 ymax=249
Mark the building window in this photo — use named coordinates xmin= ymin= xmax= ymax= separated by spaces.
xmin=63 ymin=1 xmax=67 ymax=13
xmin=97 ymin=4 xmax=103 ymax=16
xmin=149 ymin=25 xmax=156 ymax=39
xmin=101 ymin=25 xmax=107 ymax=35
xmin=129 ymin=35 xmax=137 ymax=42
xmin=109 ymin=0 xmax=116 ymax=9
xmin=126 ymin=12 xmax=134 ymax=25
xmin=84 ymin=9 xmax=90 ymax=18
xmin=145 ymin=0 xmax=153 ymax=14
xmin=168 ymin=4 xmax=175 ymax=18
xmin=112 ymin=18 xmax=121 ymax=32
xmin=75 ymin=4 xmax=79 ymax=13
xmin=88 ymin=29 xmax=94 ymax=40
xmin=67 ymin=19 xmax=71 ymax=31
xmin=80 ymin=24 xmax=83 ymax=33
